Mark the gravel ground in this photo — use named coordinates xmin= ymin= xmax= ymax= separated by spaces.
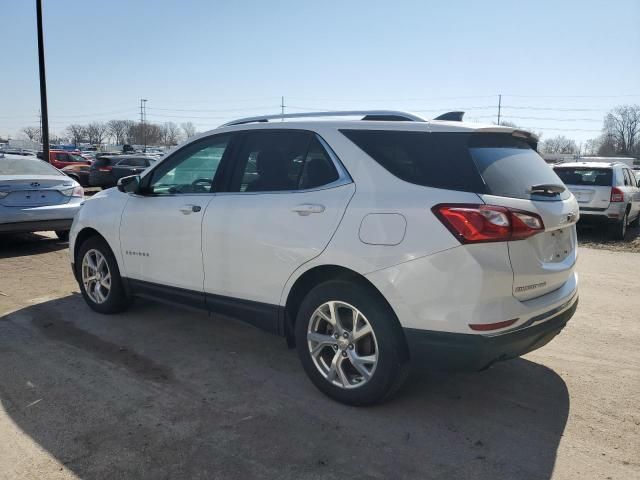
xmin=577 ymin=225 xmax=640 ymax=253
xmin=0 ymin=232 xmax=638 ymax=480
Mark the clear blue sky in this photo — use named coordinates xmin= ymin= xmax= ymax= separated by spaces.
xmin=1 ymin=0 xmax=639 ymax=144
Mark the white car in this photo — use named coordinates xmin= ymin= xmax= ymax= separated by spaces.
xmin=0 ymin=153 xmax=84 ymax=239
xmin=554 ymin=162 xmax=640 ymax=239
xmin=69 ymin=110 xmax=579 ymax=405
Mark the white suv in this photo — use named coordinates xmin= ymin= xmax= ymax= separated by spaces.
xmin=553 ymin=161 xmax=640 ymax=239
xmin=69 ymin=110 xmax=580 ymax=405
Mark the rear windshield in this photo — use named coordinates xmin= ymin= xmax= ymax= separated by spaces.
xmin=0 ymin=158 xmax=62 ymax=176
xmin=340 ymin=130 xmax=567 ymax=200
xmin=554 ymin=167 xmax=612 ymax=186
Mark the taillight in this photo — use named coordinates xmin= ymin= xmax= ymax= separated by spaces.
xmin=610 ymin=187 xmax=624 ymax=202
xmin=61 ymin=186 xmax=84 ymax=197
xmin=432 ymin=204 xmax=545 ymax=243
xmin=98 ymin=166 xmax=112 ymax=172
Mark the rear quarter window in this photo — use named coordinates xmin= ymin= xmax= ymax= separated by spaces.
xmin=340 ymin=130 xmax=485 ymax=192
xmin=341 ymin=130 xmax=567 ymax=200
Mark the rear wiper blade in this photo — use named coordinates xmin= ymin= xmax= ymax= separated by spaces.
xmin=529 ymin=184 xmax=565 ymax=196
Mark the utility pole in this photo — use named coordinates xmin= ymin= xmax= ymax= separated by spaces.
xmin=140 ymin=98 xmax=147 ymax=151
xmin=497 ymin=94 xmax=502 ymax=125
xmin=281 ymin=96 xmax=285 ymax=121
xmin=36 ymin=0 xmax=49 ymax=160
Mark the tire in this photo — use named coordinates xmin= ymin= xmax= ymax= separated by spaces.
xmin=295 ymin=280 xmax=408 ymax=406
xmin=76 ymin=235 xmax=131 ymax=314
xmin=630 ymin=211 xmax=640 ymax=228
xmin=55 ymin=230 xmax=69 ymax=241
xmin=611 ymin=210 xmax=629 ymax=240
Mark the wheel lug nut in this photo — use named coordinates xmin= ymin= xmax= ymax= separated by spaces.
xmin=333 ymin=333 xmax=339 ymax=339
xmin=348 ymin=344 xmax=354 ymax=350
xmin=343 ymin=332 xmax=349 ymax=339
xmin=333 ymin=344 xmax=338 ymax=350
xmin=341 ymin=351 xmax=347 ymax=357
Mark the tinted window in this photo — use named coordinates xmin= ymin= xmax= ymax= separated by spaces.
xmin=554 ymin=167 xmax=613 ymax=187
xmin=149 ymin=134 xmax=230 ymax=194
xmin=0 ymin=158 xmax=63 ymax=176
xmin=469 ymin=135 xmax=569 ymax=201
xmin=623 ymin=169 xmax=634 ymax=186
xmin=55 ymin=153 xmax=68 ymax=161
xmin=299 ymin=137 xmax=339 ymax=190
xmin=341 ymin=130 xmax=486 ymax=193
xmin=118 ymin=157 xmax=147 ymax=167
xmin=229 ymin=130 xmax=313 ymax=192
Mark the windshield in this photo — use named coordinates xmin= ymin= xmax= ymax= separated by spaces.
xmin=0 ymin=158 xmax=63 ymax=176
xmin=554 ymin=167 xmax=612 ymax=186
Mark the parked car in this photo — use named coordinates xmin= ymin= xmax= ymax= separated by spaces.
xmin=554 ymin=162 xmax=640 ymax=239
xmin=1 ymin=148 xmax=37 ymax=157
xmin=0 ymin=153 xmax=84 ymax=240
xmin=70 ymin=110 xmax=579 ymax=405
xmin=38 ymin=150 xmax=91 ymax=169
xmin=62 ymin=163 xmax=91 ymax=187
xmin=89 ymin=155 xmax=157 ymax=188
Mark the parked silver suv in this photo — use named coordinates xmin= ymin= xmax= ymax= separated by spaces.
xmin=554 ymin=162 xmax=640 ymax=239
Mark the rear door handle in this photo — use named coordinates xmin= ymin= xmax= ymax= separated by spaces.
xmin=292 ymin=204 xmax=325 ymax=216
xmin=179 ymin=204 xmax=202 ymax=214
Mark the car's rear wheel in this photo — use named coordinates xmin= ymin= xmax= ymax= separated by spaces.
xmin=611 ymin=210 xmax=629 ymax=240
xmin=77 ymin=236 xmax=131 ymax=314
xmin=630 ymin=211 xmax=640 ymax=228
xmin=55 ymin=230 xmax=69 ymax=241
xmin=295 ymin=280 xmax=408 ymax=406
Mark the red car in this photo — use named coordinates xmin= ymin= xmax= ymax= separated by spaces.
xmin=42 ymin=150 xmax=91 ymax=169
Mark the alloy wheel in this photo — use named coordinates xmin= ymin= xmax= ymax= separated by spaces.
xmin=307 ymin=301 xmax=378 ymax=389
xmin=81 ymin=249 xmax=111 ymax=304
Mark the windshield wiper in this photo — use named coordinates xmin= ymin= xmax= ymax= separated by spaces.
xmin=529 ymin=184 xmax=565 ymax=196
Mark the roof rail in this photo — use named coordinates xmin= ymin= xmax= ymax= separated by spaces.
xmin=220 ymin=110 xmax=426 ymax=127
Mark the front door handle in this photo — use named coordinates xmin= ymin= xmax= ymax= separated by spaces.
xmin=292 ymin=204 xmax=325 ymax=216
xmin=179 ymin=204 xmax=202 ymax=215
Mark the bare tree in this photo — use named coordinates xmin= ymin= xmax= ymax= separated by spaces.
xmin=21 ymin=126 xmax=41 ymax=142
xmin=107 ymin=120 xmax=132 ymax=145
xmin=86 ymin=122 xmax=108 ymax=145
xmin=161 ymin=122 xmax=181 ymax=146
xmin=583 ymin=137 xmax=601 ymax=156
xmin=66 ymin=124 xmax=87 ymax=146
xmin=539 ymin=135 xmax=578 ymax=154
xmin=603 ymin=104 xmax=640 ymax=155
xmin=181 ymin=122 xmax=197 ymax=139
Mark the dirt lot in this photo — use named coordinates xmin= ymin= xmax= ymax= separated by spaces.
xmin=0 ymin=232 xmax=638 ymax=480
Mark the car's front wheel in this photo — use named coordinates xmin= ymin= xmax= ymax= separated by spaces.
xmin=77 ymin=236 xmax=131 ymax=314
xmin=295 ymin=280 xmax=408 ymax=406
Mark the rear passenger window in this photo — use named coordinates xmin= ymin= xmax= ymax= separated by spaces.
xmin=229 ymin=131 xmax=339 ymax=192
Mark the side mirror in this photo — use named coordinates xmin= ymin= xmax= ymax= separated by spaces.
xmin=117 ymin=175 xmax=141 ymax=194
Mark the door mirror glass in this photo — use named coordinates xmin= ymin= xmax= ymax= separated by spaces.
xmin=117 ymin=175 xmax=141 ymax=193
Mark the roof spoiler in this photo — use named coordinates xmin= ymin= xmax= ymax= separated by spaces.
xmin=433 ymin=111 xmax=465 ymax=122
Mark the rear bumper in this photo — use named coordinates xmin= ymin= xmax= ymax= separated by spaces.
xmin=578 ymin=204 xmax=626 ymax=224
xmin=0 ymin=201 xmax=81 ymax=233
xmin=0 ymin=218 xmax=73 ymax=234
xmin=404 ymin=296 xmax=578 ymax=371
